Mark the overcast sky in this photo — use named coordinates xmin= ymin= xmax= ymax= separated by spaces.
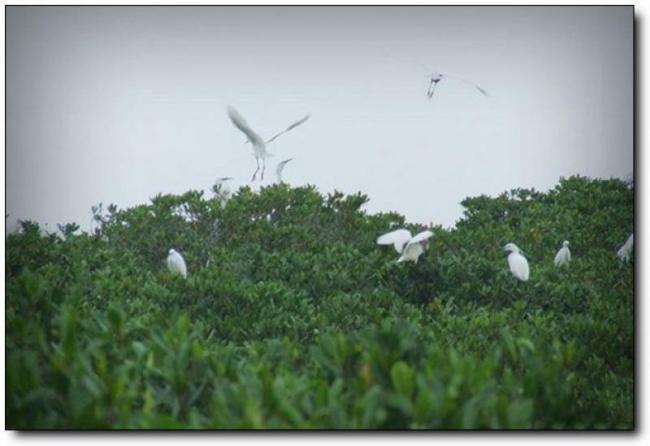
xmin=6 ymin=6 xmax=633 ymax=232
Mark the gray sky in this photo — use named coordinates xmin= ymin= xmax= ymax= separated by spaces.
xmin=6 ymin=6 xmax=633 ymax=232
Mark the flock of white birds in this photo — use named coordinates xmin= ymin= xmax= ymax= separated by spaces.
xmin=374 ymin=232 xmax=633 ymax=282
xmin=164 ymin=86 xmax=633 ymax=281
xmin=167 ymin=227 xmax=633 ymax=281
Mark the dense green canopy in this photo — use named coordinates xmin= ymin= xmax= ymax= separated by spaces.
xmin=6 ymin=175 xmax=634 ymax=429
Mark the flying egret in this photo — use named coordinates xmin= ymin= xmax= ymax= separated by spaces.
xmin=617 ymin=234 xmax=634 ymax=262
xmin=227 ymin=106 xmax=271 ymax=181
xmin=276 ymin=158 xmax=293 ymax=183
xmin=503 ymin=243 xmax=529 ymax=281
xmin=386 ymin=52 xmax=487 ymax=98
xmin=230 ymin=107 xmax=310 ymax=181
xmin=377 ymin=228 xmax=434 ymax=263
xmin=554 ymin=240 xmax=571 ymax=267
xmin=425 ymin=72 xmax=488 ymax=98
xmin=167 ymin=249 xmax=187 ymax=278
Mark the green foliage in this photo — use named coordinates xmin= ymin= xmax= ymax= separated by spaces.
xmin=6 ymin=176 xmax=634 ymax=429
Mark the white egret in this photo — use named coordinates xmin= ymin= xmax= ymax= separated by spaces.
xmin=377 ymin=228 xmax=434 ymax=263
xmin=167 ymin=249 xmax=187 ymax=278
xmin=229 ymin=107 xmax=310 ymax=182
xmin=276 ymin=158 xmax=293 ymax=183
xmin=212 ymin=177 xmax=233 ymax=208
xmin=554 ymin=240 xmax=571 ymax=267
xmin=617 ymin=234 xmax=634 ymax=262
xmin=227 ymin=106 xmax=271 ymax=181
xmin=425 ymin=72 xmax=488 ymax=98
xmin=389 ymin=53 xmax=487 ymax=98
xmin=503 ymin=243 xmax=529 ymax=281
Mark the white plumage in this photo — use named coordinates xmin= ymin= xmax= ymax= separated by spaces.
xmin=377 ymin=228 xmax=434 ymax=263
xmin=617 ymin=234 xmax=634 ymax=262
xmin=267 ymin=114 xmax=310 ymax=143
xmin=166 ymin=249 xmax=187 ymax=278
xmin=554 ymin=240 xmax=571 ymax=267
xmin=377 ymin=228 xmax=413 ymax=254
xmin=227 ymin=106 xmax=271 ymax=181
xmin=503 ymin=243 xmax=529 ymax=281
xmin=276 ymin=158 xmax=293 ymax=183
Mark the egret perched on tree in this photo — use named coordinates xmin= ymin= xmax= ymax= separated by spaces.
xmin=503 ymin=243 xmax=529 ymax=281
xmin=227 ymin=106 xmax=271 ymax=181
xmin=212 ymin=177 xmax=233 ymax=208
xmin=554 ymin=240 xmax=571 ymax=266
xmin=166 ymin=249 xmax=187 ymax=278
xmin=377 ymin=228 xmax=434 ymax=263
xmin=276 ymin=158 xmax=293 ymax=183
xmin=617 ymin=234 xmax=634 ymax=262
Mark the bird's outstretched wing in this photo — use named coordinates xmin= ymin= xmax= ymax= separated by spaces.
xmin=444 ymin=74 xmax=488 ymax=96
xmin=406 ymin=230 xmax=434 ymax=247
xmin=267 ymin=114 xmax=310 ymax=143
xmin=227 ymin=106 xmax=266 ymax=148
xmin=377 ymin=229 xmax=413 ymax=254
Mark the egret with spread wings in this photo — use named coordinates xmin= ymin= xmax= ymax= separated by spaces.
xmin=377 ymin=228 xmax=434 ymax=263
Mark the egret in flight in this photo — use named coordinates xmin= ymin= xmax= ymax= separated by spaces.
xmin=276 ymin=158 xmax=293 ymax=183
xmin=167 ymin=249 xmax=188 ymax=278
xmin=617 ymin=234 xmax=634 ymax=262
xmin=554 ymin=240 xmax=571 ymax=267
xmin=228 ymin=106 xmax=310 ymax=182
xmin=425 ymin=72 xmax=488 ymax=99
xmin=503 ymin=243 xmax=529 ymax=281
xmin=227 ymin=106 xmax=271 ymax=181
xmin=377 ymin=228 xmax=434 ymax=263
xmin=383 ymin=51 xmax=487 ymax=99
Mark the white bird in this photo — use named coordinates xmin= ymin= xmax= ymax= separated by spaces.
xmin=276 ymin=158 xmax=293 ymax=183
xmin=617 ymin=234 xmax=634 ymax=262
xmin=383 ymin=50 xmax=488 ymax=99
xmin=230 ymin=108 xmax=310 ymax=182
xmin=503 ymin=243 xmax=529 ymax=281
xmin=166 ymin=249 xmax=187 ymax=278
xmin=377 ymin=228 xmax=434 ymax=263
xmin=212 ymin=176 xmax=233 ymax=193
xmin=554 ymin=240 xmax=571 ymax=267
xmin=425 ymin=72 xmax=488 ymax=98
xmin=227 ymin=106 xmax=271 ymax=182
xmin=212 ymin=177 xmax=233 ymax=208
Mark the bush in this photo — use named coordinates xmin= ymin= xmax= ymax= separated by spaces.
xmin=5 ymin=176 xmax=634 ymax=429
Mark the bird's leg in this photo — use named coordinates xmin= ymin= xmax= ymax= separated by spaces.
xmin=426 ymin=79 xmax=435 ymax=98
xmin=261 ymin=158 xmax=266 ymax=181
xmin=251 ymin=158 xmax=260 ymax=182
xmin=427 ymin=78 xmax=440 ymax=98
